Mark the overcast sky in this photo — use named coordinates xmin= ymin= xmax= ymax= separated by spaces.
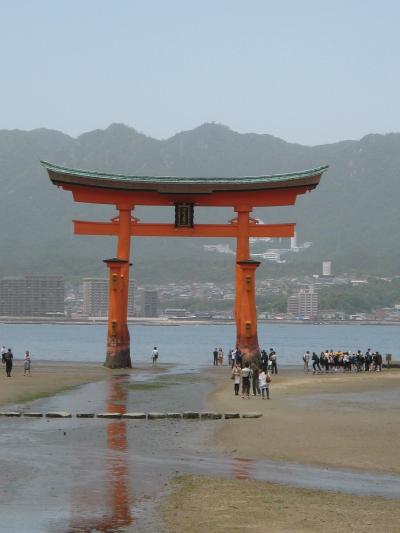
xmin=1 ymin=0 xmax=399 ymax=145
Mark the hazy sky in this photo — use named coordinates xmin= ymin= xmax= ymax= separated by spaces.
xmin=1 ymin=0 xmax=399 ymax=145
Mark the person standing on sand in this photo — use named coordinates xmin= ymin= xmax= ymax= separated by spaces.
xmin=234 ymin=348 xmax=243 ymax=369
xmin=270 ymin=350 xmax=278 ymax=375
xmin=241 ymin=362 xmax=251 ymax=399
xmin=152 ymin=347 xmax=159 ymax=366
xmin=228 ymin=349 xmax=233 ymax=367
xmin=261 ymin=349 xmax=268 ymax=367
xmin=1 ymin=346 xmax=6 ymax=362
xmin=303 ymin=351 xmax=310 ymax=372
xmin=231 ymin=363 xmax=241 ymax=396
xmin=24 ymin=351 xmax=31 ymax=376
xmin=3 ymin=348 xmax=13 ymax=377
xmin=259 ymin=368 xmax=271 ymax=399
xmin=231 ymin=348 xmax=237 ymax=368
xmin=213 ymin=348 xmax=218 ymax=366
xmin=217 ymin=347 xmax=224 ymax=366
xmin=251 ymin=362 xmax=260 ymax=396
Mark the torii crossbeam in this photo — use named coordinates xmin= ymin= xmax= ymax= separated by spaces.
xmin=42 ymin=160 xmax=328 ymax=368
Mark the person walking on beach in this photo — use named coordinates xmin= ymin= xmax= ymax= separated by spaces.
xmin=241 ymin=362 xmax=251 ymax=399
xmin=24 ymin=350 xmax=31 ymax=376
xmin=312 ymin=352 xmax=321 ymax=374
xmin=231 ymin=363 xmax=241 ymax=396
xmin=213 ymin=347 xmax=218 ymax=366
xmin=152 ymin=347 xmax=159 ymax=366
xmin=3 ymin=348 xmax=13 ymax=377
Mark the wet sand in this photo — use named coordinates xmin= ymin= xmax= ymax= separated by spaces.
xmin=207 ymin=367 xmax=400 ymax=474
xmin=0 ymin=361 xmax=166 ymax=408
xmin=160 ymin=368 xmax=400 ymax=532
xmin=2 ymin=362 xmax=400 ymax=532
xmin=162 ymin=475 xmax=400 ymax=533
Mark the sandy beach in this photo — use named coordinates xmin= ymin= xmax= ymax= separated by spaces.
xmin=207 ymin=367 xmax=400 ymax=474
xmin=160 ymin=366 xmax=400 ymax=532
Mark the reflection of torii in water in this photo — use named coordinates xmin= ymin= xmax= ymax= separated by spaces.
xmin=67 ymin=376 xmax=133 ymax=532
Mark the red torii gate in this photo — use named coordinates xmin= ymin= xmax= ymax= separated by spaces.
xmin=42 ymin=161 xmax=327 ymax=368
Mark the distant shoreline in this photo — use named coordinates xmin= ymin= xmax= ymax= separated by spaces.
xmin=0 ymin=317 xmax=399 ymax=327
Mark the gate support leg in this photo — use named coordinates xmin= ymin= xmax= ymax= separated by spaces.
xmin=236 ymin=259 xmax=261 ymax=361
xmin=103 ymin=258 xmax=132 ymax=368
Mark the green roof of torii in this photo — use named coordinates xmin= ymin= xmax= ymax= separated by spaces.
xmin=41 ymin=160 xmax=328 ymax=194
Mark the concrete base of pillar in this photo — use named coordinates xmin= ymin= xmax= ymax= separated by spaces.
xmin=105 ymin=343 xmax=132 ymax=369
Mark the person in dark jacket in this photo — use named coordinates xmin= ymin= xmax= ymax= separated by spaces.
xmin=213 ymin=348 xmax=218 ymax=366
xmin=251 ymin=363 xmax=260 ymax=396
xmin=3 ymin=348 xmax=13 ymax=377
xmin=312 ymin=352 xmax=321 ymax=374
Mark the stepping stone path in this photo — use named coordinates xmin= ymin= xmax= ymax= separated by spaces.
xmin=0 ymin=411 xmax=262 ymax=420
xmin=182 ymin=412 xmax=200 ymax=419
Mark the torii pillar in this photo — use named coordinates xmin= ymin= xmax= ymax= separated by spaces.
xmin=235 ymin=206 xmax=261 ymax=361
xmin=103 ymin=205 xmax=133 ymax=368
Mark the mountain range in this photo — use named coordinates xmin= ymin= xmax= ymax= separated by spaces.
xmin=1 ymin=123 xmax=399 ymax=283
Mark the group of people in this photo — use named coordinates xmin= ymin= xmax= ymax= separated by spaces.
xmin=231 ymin=361 xmax=272 ymax=400
xmin=211 ymin=346 xmax=277 ymax=400
xmin=1 ymin=346 xmax=31 ymax=377
xmin=303 ymin=349 xmax=386 ymax=374
xmin=213 ymin=347 xmax=278 ymax=375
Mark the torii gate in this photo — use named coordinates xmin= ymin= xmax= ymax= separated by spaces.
xmin=42 ymin=161 xmax=327 ymax=368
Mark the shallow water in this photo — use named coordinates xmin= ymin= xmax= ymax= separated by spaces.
xmin=0 ymin=371 xmax=399 ymax=532
xmin=0 ymin=322 xmax=398 ymax=370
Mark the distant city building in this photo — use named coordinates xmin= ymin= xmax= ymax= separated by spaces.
xmin=83 ymin=278 xmax=135 ymax=317
xmin=287 ymin=287 xmax=318 ymax=319
xmin=141 ymin=290 xmax=159 ymax=317
xmin=322 ymin=260 xmax=332 ymax=276
xmin=164 ymin=308 xmax=189 ymax=318
xmin=0 ymin=276 xmax=64 ymax=316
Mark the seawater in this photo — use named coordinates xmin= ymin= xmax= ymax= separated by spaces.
xmin=0 ymin=322 xmax=398 ymax=370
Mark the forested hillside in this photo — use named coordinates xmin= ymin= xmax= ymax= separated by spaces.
xmin=0 ymin=123 xmax=399 ymax=282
